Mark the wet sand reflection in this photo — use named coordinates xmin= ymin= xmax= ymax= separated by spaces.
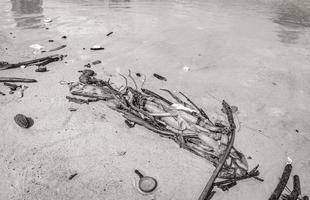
xmin=11 ymin=0 xmax=44 ymax=29
xmin=273 ymin=1 xmax=310 ymax=44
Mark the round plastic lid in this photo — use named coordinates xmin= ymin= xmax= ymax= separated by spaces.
xmin=139 ymin=177 xmax=157 ymax=193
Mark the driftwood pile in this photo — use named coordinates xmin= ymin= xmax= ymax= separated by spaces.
xmin=66 ymin=69 xmax=263 ymax=199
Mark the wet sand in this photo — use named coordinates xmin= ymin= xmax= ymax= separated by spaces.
xmin=0 ymin=0 xmax=310 ymax=199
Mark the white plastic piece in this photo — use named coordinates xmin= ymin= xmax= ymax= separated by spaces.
xmin=92 ymin=45 xmax=102 ymax=49
xmin=43 ymin=18 xmax=52 ymax=23
xmin=287 ymin=157 xmax=293 ymax=164
xmin=183 ymin=66 xmax=191 ymax=71
xmin=171 ymin=103 xmax=197 ymax=113
xmin=29 ymin=44 xmax=44 ymax=50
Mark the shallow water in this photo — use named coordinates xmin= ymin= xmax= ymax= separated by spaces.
xmin=1 ymin=0 xmax=310 ymax=199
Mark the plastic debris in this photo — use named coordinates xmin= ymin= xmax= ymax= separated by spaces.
xmin=90 ymin=45 xmax=104 ymax=50
xmin=43 ymin=18 xmax=52 ymax=23
xmin=29 ymin=44 xmax=44 ymax=50
xmin=134 ymin=170 xmax=158 ymax=193
xmin=183 ymin=66 xmax=191 ymax=71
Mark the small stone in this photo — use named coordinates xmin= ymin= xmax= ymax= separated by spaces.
xmin=295 ymin=129 xmax=299 ymax=133
xmin=92 ymin=60 xmax=101 ymax=65
xmin=68 ymin=108 xmax=77 ymax=112
xmin=117 ymin=151 xmax=127 ymax=156
xmin=62 ymin=35 xmax=67 ymax=39
xmin=48 ymin=39 xmax=54 ymax=42
xmin=90 ymin=45 xmax=104 ymax=50
xmin=35 ymin=67 xmax=47 ymax=72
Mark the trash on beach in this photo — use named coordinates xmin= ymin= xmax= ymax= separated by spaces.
xmin=0 ymin=77 xmax=37 ymax=83
xmin=153 ymin=73 xmax=167 ymax=81
xmin=20 ymin=65 xmax=26 ymax=69
xmin=48 ymin=45 xmax=67 ymax=52
xmin=0 ymin=54 xmax=65 ymax=70
xmin=183 ymin=66 xmax=191 ymax=71
xmin=48 ymin=40 xmax=54 ymax=42
xmin=92 ymin=60 xmax=101 ymax=65
xmin=14 ymin=114 xmax=33 ymax=128
xmin=30 ymin=44 xmax=44 ymax=54
xmin=134 ymin=169 xmax=158 ymax=193
xmin=35 ymin=67 xmax=47 ymax=72
xmin=43 ymin=18 xmax=52 ymax=23
xmin=106 ymin=32 xmax=113 ymax=36
xmin=62 ymin=36 xmax=67 ymax=39
xmin=90 ymin=45 xmax=104 ymax=50
xmin=29 ymin=44 xmax=44 ymax=50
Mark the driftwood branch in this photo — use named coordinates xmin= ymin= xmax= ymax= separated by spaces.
xmin=0 ymin=77 xmax=37 ymax=83
xmin=0 ymin=54 xmax=65 ymax=70
xmin=269 ymin=164 xmax=292 ymax=200
xmin=198 ymin=100 xmax=236 ymax=200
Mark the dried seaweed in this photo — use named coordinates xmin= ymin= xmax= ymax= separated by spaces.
xmin=66 ymin=69 xmax=262 ymax=199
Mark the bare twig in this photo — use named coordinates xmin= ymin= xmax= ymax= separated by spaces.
xmin=128 ymin=69 xmax=138 ymax=90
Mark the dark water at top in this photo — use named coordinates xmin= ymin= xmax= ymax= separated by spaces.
xmin=10 ymin=0 xmax=44 ymax=29
xmin=1 ymin=0 xmax=310 ymax=46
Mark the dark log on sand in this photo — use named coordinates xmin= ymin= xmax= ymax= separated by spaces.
xmin=0 ymin=77 xmax=37 ymax=83
xmin=269 ymin=164 xmax=292 ymax=200
xmin=0 ymin=54 xmax=64 ymax=70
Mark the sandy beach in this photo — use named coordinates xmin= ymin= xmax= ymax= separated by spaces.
xmin=1 ymin=0 xmax=310 ymax=199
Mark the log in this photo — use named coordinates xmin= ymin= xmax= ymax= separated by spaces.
xmin=269 ymin=164 xmax=292 ymax=200
xmin=0 ymin=54 xmax=61 ymax=70
xmin=198 ymin=100 xmax=236 ymax=200
xmin=0 ymin=77 xmax=37 ymax=83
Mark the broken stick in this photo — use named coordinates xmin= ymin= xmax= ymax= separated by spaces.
xmin=0 ymin=77 xmax=37 ymax=83
xmin=198 ymin=100 xmax=236 ymax=200
xmin=0 ymin=54 xmax=62 ymax=70
xmin=269 ymin=163 xmax=292 ymax=200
